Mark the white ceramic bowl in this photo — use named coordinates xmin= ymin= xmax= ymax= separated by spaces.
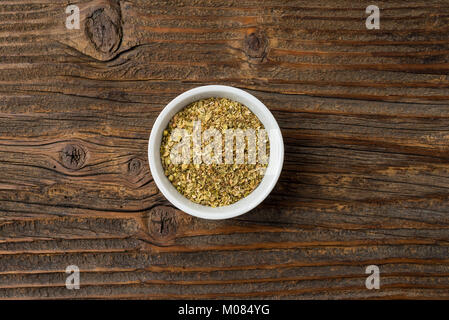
xmin=148 ymin=85 xmax=284 ymax=220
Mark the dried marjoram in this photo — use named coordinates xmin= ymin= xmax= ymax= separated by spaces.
xmin=160 ymin=97 xmax=269 ymax=207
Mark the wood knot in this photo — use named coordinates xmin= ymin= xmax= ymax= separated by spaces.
xmin=128 ymin=158 xmax=142 ymax=175
xmin=244 ymin=31 xmax=268 ymax=60
xmin=146 ymin=206 xmax=180 ymax=244
xmin=85 ymin=6 xmax=122 ymax=54
xmin=60 ymin=144 xmax=86 ymax=170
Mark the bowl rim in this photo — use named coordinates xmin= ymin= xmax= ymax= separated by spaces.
xmin=148 ymin=85 xmax=284 ymax=220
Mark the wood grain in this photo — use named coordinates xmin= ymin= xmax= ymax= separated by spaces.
xmin=0 ymin=0 xmax=448 ymax=299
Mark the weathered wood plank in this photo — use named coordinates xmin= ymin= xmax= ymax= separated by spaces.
xmin=0 ymin=0 xmax=448 ymax=299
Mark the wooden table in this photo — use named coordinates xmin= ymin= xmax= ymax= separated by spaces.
xmin=1 ymin=0 xmax=448 ymax=299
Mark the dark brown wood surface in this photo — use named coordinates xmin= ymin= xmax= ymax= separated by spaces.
xmin=0 ymin=0 xmax=449 ymax=299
